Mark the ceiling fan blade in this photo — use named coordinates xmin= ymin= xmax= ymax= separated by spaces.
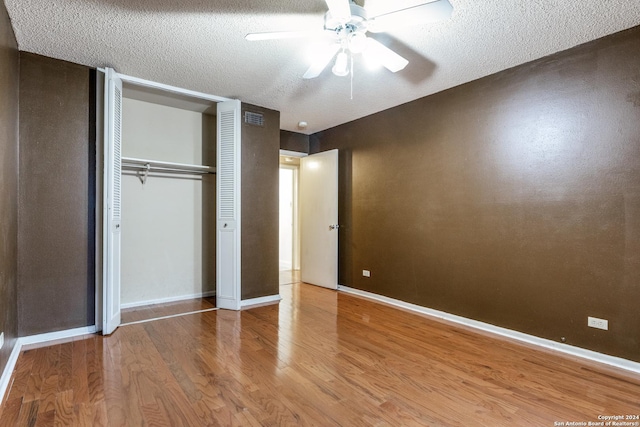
xmin=325 ymin=0 xmax=351 ymax=22
xmin=303 ymin=43 xmax=341 ymax=79
xmin=246 ymin=30 xmax=326 ymax=41
xmin=365 ymin=38 xmax=408 ymax=73
xmin=367 ymin=0 xmax=453 ymax=33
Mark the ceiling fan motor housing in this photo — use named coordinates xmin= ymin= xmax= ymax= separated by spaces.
xmin=325 ymin=3 xmax=368 ymax=33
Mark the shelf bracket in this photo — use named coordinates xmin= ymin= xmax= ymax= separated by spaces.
xmin=137 ymin=163 xmax=151 ymax=185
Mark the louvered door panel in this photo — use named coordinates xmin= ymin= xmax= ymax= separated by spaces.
xmin=218 ymin=111 xmax=236 ymax=220
xmin=112 ymin=85 xmax=122 ymax=219
xmin=216 ymin=100 xmax=241 ymax=310
xmin=103 ymin=68 xmax=123 ymax=334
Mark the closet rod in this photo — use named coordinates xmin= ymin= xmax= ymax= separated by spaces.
xmin=122 ymin=165 xmax=212 ymax=175
xmin=121 ymin=156 xmax=216 ymax=174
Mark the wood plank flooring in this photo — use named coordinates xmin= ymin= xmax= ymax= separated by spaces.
xmin=1 ymin=283 xmax=639 ymax=426
xmin=279 ymin=269 xmax=301 ymax=286
xmin=121 ymin=296 xmax=217 ymax=324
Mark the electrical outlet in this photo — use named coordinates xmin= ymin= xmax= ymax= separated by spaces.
xmin=362 ymin=270 xmax=371 ymax=277
xmin=0 ymin=332 xmax=4 ymax=350
xmin=588 ymin=316 xmax=608 ymax=330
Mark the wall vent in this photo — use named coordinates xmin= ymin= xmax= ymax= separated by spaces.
xmin=244 ymin=111 xmax=264 ymax=127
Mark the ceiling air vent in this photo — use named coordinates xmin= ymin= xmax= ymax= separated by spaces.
xmin=244 ymin=111 xmax=264 ymax=127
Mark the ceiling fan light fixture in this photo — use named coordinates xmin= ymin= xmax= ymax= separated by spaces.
xmin=325 ymin=0 xmax=352 ymax=23
xmin=247 ymin=0 xmax=453 ymax=80
xmin=362 ymin=48 xmax=382 ymax=70
xmin=348 ymin=32 xmax=367 ymax=54
xmin=332 ymin=51 xmax=350 ymax=77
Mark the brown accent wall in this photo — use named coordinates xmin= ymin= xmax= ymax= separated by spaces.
xmin=311 ymin=26 xmax=640 ymax=362
xmin=280 ymin=130 xmax=309 ymax=154
xmin=0 ymin=0 xmax=19 ymax=373
xmin=241 ymin=104 xmax=280 ymax=300
xmin=18 ymin=53 xmax=95 ymax=335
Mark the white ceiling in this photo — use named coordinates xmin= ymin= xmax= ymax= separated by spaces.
xmin=5 ymin=0 xmax=640 ymax=134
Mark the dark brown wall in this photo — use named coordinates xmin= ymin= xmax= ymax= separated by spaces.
xmin=241 ymin=104 xmax=280 ymax=300
xmin=0 ymin=0 xmax=19 ymax=373
xmin=18 ymin=53 xmax=95 ymax=335
xmin=280 ymin=130 xmax=309 ymax=154
xmin=312 ymin=26 xmax=640 ymax=362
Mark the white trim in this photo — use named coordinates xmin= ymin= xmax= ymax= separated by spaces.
xmin=279 ymin=149 xmax=308 ymax=158
xmin=97 ymin=68 xmax=235 ymax=336
xmin=241 ymin=294 xmax=282 ymax=309
xmin=19 ymin=326 xmax=98 ymax=347
xmin=95 ymin=68 xmax=105 ymax=333
xmin=121 ymin=291 xmax=216 ymax=310
xmin=117 ymin=73 xmax=232 ymax=103
xmin=121 ymin=308 xmax=219 ymax=326
xmin=1 ymin=325 xmax=99 ymax=404
xmin=0 ymin=339 xmax=22 ymax=405
xmin=338 ymin=286 xmax=640 ymax=375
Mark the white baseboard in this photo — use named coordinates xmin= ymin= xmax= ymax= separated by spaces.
xmin=0 ymin=339 xmax=22 ymax=406
xmin=338 ymin=286 xmax=640 ymax=375
xmin=1 ymin=325 xmax=98 ymax=405
xmin=20 ymin=326 xmax=98 ymax=349
xmin=241 ymin=294 xmax=281 ymax=309
xmin=121 ymin=290 xmax=216 ymax=310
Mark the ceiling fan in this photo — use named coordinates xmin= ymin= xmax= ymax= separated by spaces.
xmin=245 ymin=0 xmax=453 ymax=79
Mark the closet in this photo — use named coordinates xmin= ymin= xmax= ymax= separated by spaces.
xmin=119 ymin=83 xmax=217 ymax=321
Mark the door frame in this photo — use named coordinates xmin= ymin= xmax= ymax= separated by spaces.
xmin=279 ymin=165 xmax=299 ymax=271
xmin=279 ymin=150 xmax=307 ymax=272
xmin=95 ymin=69 xmax=234 ymax=332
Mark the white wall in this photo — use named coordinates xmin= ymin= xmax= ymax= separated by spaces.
xmin=279 ymin=168 xmax=294 ymax=270
xmin=121 ymin=98 xmax=216 ymax=307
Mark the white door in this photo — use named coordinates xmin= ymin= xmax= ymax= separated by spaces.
xmin=216 ymin=100 xmax=242 ymax=310
xmin=300 ymin=149 xmax=339 ymax=289
xmin=103 ymin=68 xmax=123 ymax=335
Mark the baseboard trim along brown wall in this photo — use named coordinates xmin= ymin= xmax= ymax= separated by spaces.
xmin=241 ymin=103 xmax=281 ymax=301
xmin=0 ymin=0 xmax=20 ymax=382
xmin=18 ymin=53 xmax=95 ymax=336
xmin=339 ymin=285 xmax=640 ymax=374
xmin=311 ymin=25 xmax=640 ymax=363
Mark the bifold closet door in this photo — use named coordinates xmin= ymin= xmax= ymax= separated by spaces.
xmin=103 ymin=67 xmax=123 ymax=335
xmin=216 ymin=100 xmax=242 ymax=310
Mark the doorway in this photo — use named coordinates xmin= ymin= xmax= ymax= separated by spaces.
xmin=100 ymin=68 xmax=241 ymax=334
xmin=118 ymin=91 xmax=217 ymax=325
xmin=278 ymin=149 xmax=340 ymax=290
xmin=279 ymin=152 xmax=303 ymax=286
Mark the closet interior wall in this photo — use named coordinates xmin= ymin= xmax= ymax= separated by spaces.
xmin=120 ymin=96 xmax=216 ymax=308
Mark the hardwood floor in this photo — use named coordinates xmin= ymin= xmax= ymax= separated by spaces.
xmin=121 ymin=296 xmax=217 ymax=324
xmin=279 ymin=269 xmax=301 ymax=286
xmin=1 ymin=283 xmax=639 ymax=426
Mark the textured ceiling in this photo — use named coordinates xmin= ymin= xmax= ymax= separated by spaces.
xmin=5 ymin=0 xmax=640 ymax=134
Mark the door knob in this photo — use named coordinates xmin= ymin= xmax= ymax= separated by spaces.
xmin=329 ymin=224 xmax=340 ymax=230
